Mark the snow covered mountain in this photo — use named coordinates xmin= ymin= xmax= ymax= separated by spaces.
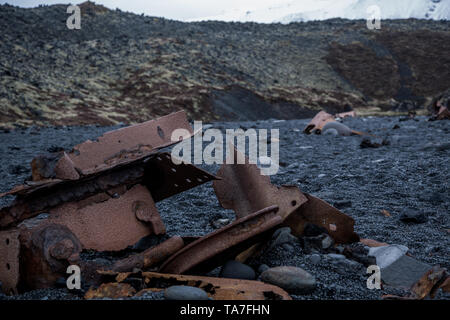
xmin=190 ymin=0 xmax=450 ymax=23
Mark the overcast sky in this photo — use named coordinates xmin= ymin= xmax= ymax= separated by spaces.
xmin=0 ymin=0 xmax=282 ymax=20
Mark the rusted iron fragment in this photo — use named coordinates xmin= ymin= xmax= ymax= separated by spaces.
xmin=18 ymin=223 xmax=82 ymax=291
xmin=112 ymin=236 xmax=185 ymax=272
xmin=412 ymin=266 xmax=447 ymax=299
xmin=67 ymin=111 xmax=193 ymax=176
xmin=430 ymin=106 xmax=450 ymax=120
xmin=92 ymin=271 xmax=292 ymax=300
xmin=285 ymin=194 xmax=359 ymax=243
xmin=213 ymin=148 xmax=307 ymax=220
xmin=31 ymin=152 xmax=79 ymax=181
xmin=0 ymin=162 xmax=147 ymax=229
xmin=1 ymin=153 xmax=216 ymax=230
xmin=304 ymin=111 xmax=335 ymax=134
xmin=360 ymin=238 xmax=388 ymax=248
xmin=382 ymin=266 xmax=448 ymax=300
xmin=336 ymin=111 xmax=357 ymax=118
xmin=429 ymin=90 xmax=450 ymax=121
xmin=85 ymin=282 xmax=136 ymax=299
xmin=440 ymin=276 xmax=450 ymax=293
xmin=304 ymin=110 xmax=358 ymax=134
xmin=213 ymin=148 xmax=357 ymax=244
xmin=48 ymin=184 xmax=165 ymax=251
xmin=159 ymin=206 xmax=283 ymax=275
xmin=144 ymin=152 xmax=218 ymax=202
xmin=0 ymin=229 xmax=20 ymax=295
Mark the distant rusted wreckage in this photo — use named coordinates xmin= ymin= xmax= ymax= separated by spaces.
xmin=0 ymin=110 xmax=447 ymax=300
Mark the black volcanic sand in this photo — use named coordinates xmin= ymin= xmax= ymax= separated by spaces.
xmin=0 ymin=116 xmax=449 ymax=300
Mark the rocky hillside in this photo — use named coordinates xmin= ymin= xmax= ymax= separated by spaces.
xmin=0 ymin=2 xmax=449 ymax=127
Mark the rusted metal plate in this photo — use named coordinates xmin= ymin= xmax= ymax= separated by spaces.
xmin=304 ymin=111 xmax=335 ymax=134
xmin=336 ymin=111 xmax=357 ymax=118
xmin=411 ymin=266 xmax=447 ymax=299
xmin=1 ymin=152 xmax=216 ymax=230
xmin=47 ymin=184 xmax=164 ymax=251
xmin=67 ymin=111 xmax=193 ymax=176
xmin=159 ymin=206 xmax=282 ymax=275
xmin=213 ymin=147 xmax=307 ymax=220
xmin=0 ymin=162 xmax=147 ymax=229
xmin=93 ymin=271 xmax=292 ymax=300
xmin=112 ymin=236 xmax=185 ymax=272
xmin=304 ymin=110 xmax=358 ymax=134
xmin=0 ymin=229 xmax=20 ymax=295
xmin=85 ymin=283 xmax=136 ymax=299
xmin=284 ymin=193 xmax=359 ymax=244
xmin=18 ymin=223 xmax=82 ymax=290
xmin=144 ymin=152 xmax=218 ymax=202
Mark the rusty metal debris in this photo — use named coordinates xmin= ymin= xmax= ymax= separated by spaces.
xmin=85 ymin=282 xmax=136 ymax=299
xmin=0 ymin=111 xmax=218 ymax=294
xmin=213 ymin=147 xmax=359 ymax=244
xmin=303 ymin=110 xmax=363 ymax=135
xmin=112 ymin=236 xmax=185 ymax=272
xmin=382 ymin=266 xmax=449 ymax=300
xmin=304 ymin=110 xmax=356 ymax=134
xmin=429 ymin=90 xmax=450 ymax=121
xmin=159 ymin=206 xmax=283 ymax=275
xmin=86 ymin=271 xmax=292 ymax=300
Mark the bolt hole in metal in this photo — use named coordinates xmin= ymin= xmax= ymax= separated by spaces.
xmin=157 ymin=126 xmax=165 ymax=139
xmin=291 ymin=200 xmax=297 ymax=207
xmin=6 ymin=263 xmax=10 ymax=270
xmin=6 ymin=238 xmax=9 ymax=245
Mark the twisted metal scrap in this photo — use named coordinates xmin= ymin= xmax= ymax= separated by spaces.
xmin=213 ymin=147 xmax=359 ymax=243
xmin=87 ymin=270 xmax=292 ymax=300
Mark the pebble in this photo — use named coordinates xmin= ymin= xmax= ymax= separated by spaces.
xmin=211 ymin=218 xmax=230 ymax=229
xmin=258 ymin=264 xmax=270 ymax=274
xmin=219 ymin=260 xmax=256 ymax=280
xmin=400 ymin=210 xmax=428 ymax=223
xmin=308 ymin=254 xmax=321 ymax=265
xmin=164 ymin=286 xmax=209 ymax=300
xmin=260 ymin=266 xmax=316 ymax=294
xmin=269 ymin=227 xmax=297 ymax=250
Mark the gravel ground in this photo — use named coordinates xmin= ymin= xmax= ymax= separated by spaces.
xmin=0 ymin=116 xmax=449 ymax=300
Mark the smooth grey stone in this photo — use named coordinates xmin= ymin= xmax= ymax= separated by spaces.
xmin=308 ymin=254 xmax=321 ymax=265
xmin=258 ymin=264 xmax=270 ymax=274
xmin=164 ymin=286 xmax=209 ymax=300
xmin=260 ymin=266 xmax=316 ymax=294
xmin=219 ymin=260 xmax=256 ymax=280
xmin=381 ymin=255 xmax=431 ymax=288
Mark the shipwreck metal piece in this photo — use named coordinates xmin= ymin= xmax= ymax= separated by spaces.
xmin=66 ymin=110 xmax=194 ymax=176
xmin=112 ymin=236 xmax=185 ymax=272
xmin=304 ymin=110 xmax=358 ymax=134
xmin=213 ymin=147 xmax=307 ymax=220
xmin=411 ymin=266 xmax=447 ymax=299
xmin=48 ymin=184 xmax=165 ymax=251
xmin=159 ymin=206 xmax=283 ymax=275
xmin=85 ymin=282 xmax=136 ymax=299
xmin=1 ymin=153 xmax=217 ymax=230
xmin=304 ymin=111 xmax=335 ymax=134
xmin=91 ymin=271 xmax=292 ymax=300
xmin=144 ymin=152 xmax=218 ymax=202
xmin=0 ymin=229 xmax=20 ymax=295
xmin=18 ymin=224 xmax=82 ymax=290
xmin=284 ymin=194 xmax=359 ymax=243
xmin=213 ymin=147 xmax=358 ymax=244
